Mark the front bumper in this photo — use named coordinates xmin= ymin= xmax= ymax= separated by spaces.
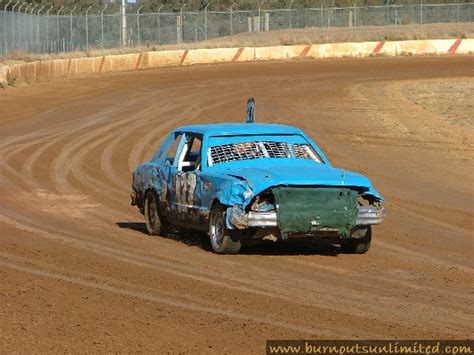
xmin=355 ymin=205 xmax=386 ymax=225
xmin=229 ymin=205 xmax=385 ymax=230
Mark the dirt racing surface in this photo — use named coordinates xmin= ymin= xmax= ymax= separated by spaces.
xmin=0 ymin=56 xmax=473 ymax=353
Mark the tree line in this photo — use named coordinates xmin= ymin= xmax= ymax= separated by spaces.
xmin=2 ymin=0 xmax=469 ymax=14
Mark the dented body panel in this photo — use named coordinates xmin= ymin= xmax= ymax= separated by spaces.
xmin=131 ymin=123 xmax=385 ymax=240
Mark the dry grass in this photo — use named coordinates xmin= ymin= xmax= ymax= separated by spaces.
xmin=1 ymin=21 xmax=472 ymax=64
xmin=401 ymin=78 xmax=474 ymax=128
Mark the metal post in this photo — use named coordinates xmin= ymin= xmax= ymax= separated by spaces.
xmin=70 ymin=6 xmax=76 ymax=50
xmin=456 ymin=0 xmax=459 ymax=22
xmin=328 ymin=7 xmax=331 ymax=29
xmin=137 ymin=5 xmax=142 ymax=47
xmin=121 ymin=0 xmax=127 ymax=47
xmin=320 ymin=2 xmax=323 ymax=38
xmin=37 ymin=6 xmax=44 ymax=53
xmin=11 ymin=1 xmax=20 ymax=51
xmin=256 ymin=0 xmax=262 ymax=45
xmin=46 ymin=6 xmax=53 ymax=52
xmin=180 ymin=4 xmax=187 ymax=42
xmin=56 ymin=6 xmax=64 ymax=53
xmin=3 ymin=0 xmax=12 ymax=55
xmin=258 ymin=2 xmax=261 ymax=32
xmin=85 ymin=6 xmax=92 ymax=50
xmin=157 ymin=5 xmax=163 ymax=45
xmin=22 ymin=4 xmax=31 ymax=50
xmin=101 ymin=4 xmax=108 ymax=48
xmin=230 ymin=2 xmax=235 ymax=37
xmin=353 ymin=0 xmax=357 ymax=27
xmin=16 ymin=3 xmax=25 ymax=50
xmin=420 ymin=0 xmax=423 ymax=25
xmin=194 ymin=16 xmax=197 ymax=43
xmin=29 ymin=5 xmax=38 ymax=51
xmin=204 ymin=3 xmax=210 ymax=40
xmin=289 ymin=0 xmax=294 ymax=42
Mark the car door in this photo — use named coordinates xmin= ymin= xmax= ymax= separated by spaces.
xmin=173 ymin=133 xmax=204 ymax=225
xmin=157 ymin=132 xmax=184 ymax=219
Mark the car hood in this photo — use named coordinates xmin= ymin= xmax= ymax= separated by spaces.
xmin=221 ymin=162 xmax=383 ymax=200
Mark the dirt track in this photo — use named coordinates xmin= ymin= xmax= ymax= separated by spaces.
xmin=0 ymin=56 xmax=473 ymax=353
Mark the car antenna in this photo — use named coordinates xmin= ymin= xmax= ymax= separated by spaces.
xmin=246 ymin=97 xmax=255 ymax=123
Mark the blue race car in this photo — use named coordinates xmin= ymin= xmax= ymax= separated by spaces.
xmin=131 ymin=101 xmax=385 ymax=254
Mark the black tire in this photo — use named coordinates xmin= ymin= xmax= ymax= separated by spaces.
xmin=209 ymin=204 xmax=241 ymax=254
xmin=144 ymin=190 xmax=168 ymax=236
xmin=340 ymin=226 xmax=372 ymax=254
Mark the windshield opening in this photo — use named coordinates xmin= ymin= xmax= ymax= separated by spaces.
xmin=208 ymin=140 xmax=321 ymax=166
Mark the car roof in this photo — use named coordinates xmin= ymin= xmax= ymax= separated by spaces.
xmin=173 ymin=123 xmax=304 ymax=137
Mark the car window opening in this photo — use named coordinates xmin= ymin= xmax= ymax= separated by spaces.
xmin=208 ymin=141 xmax=321 ymax=166
xmin=178 ymin=135 xmax=202 ymax=172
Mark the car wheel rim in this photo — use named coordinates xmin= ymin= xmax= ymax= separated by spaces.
xmin=148 ymin=197 xmax=156 ymax=226
xmin=211 ymin=215 xmax=224 ymax=247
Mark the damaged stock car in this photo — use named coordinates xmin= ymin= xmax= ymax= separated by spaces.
xmin=131 ymin=100 xmax=385 ymax=254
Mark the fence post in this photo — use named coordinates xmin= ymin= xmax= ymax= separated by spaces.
xmin=11 ymin=1 xmax=19 ymax=51
xmin=121 ymin=0 xmax=127 ymax=47
xmin=180 ymin=3 xmax=187 ymax=43
xmin=29 ymin=5 xmax=38 ymax=51
xmin=194 ymin=16 xmax=197 ymax=43
xmin=17 ymin=3 xmax=25 ymax=50
xmin=56 ymin=6 xmax=63 ymax=53
xmin=101 ymin=4 xmax=108 ymax=48
xmin=420 ymin=0 xmax=423 ymax=25
xmin=137 ymin=5 xmax=142 ymax=47
xmin=46 ymin=6 xmax=53 ymax=52
xmin=22 ymin=4 xmax=31 ymax=50
xmin=353 ymin=1 xmax=357 ymax=27
xmin=3 ymin=0 xmax=12 ymax=56
xmin=258 ymin=2 xmax=261 ymax=32
xmin=70 ymin=6 xmax=76 ymax=51
xmin=18 ymin=3 xmax=25 ymax=49
xmin=320 ymin=2 xmax=323 ymax=38
xmin=230 ymin=2 xmax=235 ymax=37
xmin=288 ymin=0 xmax=294 ymax=42
xmin=176 ymin=16 xmax=181 ymax=43
xmin=328 ymin=7 xmax=331 ymax=29
xmin=86 ymin=6 xmax=92 ymax=50
xmin=156 ymin=5 xmax=163 ymax=45
xmin=37 ymin=6 xmax=44 ymax=53
xmin=204 ymin=3 xmax=210 ymax=40
xmin=455 ymin=0 xmax=459 ymax=36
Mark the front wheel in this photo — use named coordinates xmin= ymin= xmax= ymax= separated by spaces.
xmin=209 ymin=204 xmax=241 ymax=254
xmin=340 ymin=226 xmax=372 ymax=254
xmin=144 ymin=190 xmax=168 ymax=236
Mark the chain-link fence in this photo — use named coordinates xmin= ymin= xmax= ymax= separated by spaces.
xmin=1 ymin=3 xmax=473 ymax=56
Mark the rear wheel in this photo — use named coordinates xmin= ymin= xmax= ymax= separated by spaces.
xmin=209 ymin=204 xmax=241 ymax=254
xmin=340 ymin=226 xmax=372 ymax=254
xmin=144 ymin=190 xmax=168 ymax=236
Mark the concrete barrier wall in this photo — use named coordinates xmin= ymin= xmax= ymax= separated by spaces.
xmin=1 ymin=38 xmax=472 ymax=87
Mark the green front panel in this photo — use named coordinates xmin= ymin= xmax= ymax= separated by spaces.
xmin=272 ymin=187 xmax=358 ymax=238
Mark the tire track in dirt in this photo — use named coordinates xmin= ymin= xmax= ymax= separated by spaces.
xmin=0 ymin=257 xmax=337 ymax=338
xmin=1 ymin=206 xmax=470 ymax=334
